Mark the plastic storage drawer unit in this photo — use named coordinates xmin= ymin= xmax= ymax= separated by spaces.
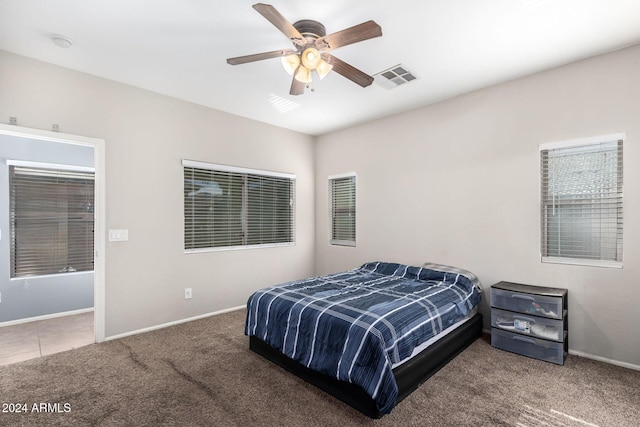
xmin=491 ymin=308 xmax=564 ymax=342
xmin=491 ymin=287 xmax=563 ymax=320
xmin=490 ymin=281 xmax=568 ymax=365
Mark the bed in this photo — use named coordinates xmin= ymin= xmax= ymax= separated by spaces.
xmin=245 ymin=261 xmax=483 ymax=418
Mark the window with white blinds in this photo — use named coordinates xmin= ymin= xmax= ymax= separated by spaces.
xmin=540 ymin=134 xmax=623 ymax=267
xmin=329 ymin=173 xmax=356 ymax=246
xmin=9 ymin=164 xmax=95 ymax=278
xmin=183 ymin=160 xmax=295 ymax=251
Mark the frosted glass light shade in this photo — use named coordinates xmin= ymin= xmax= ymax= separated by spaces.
xmin=301 ymin=48 xmax=322 ymax=70
xmin=294 ymin=66 xmax=312 ymax=83
xmin=281 ymin=54 xmax=300 ymax=75
xmin=316 ymin=59 xmax=333 ymax=79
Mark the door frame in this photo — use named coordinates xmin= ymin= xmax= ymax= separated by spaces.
xmin=0 ymin=123 xmax=106 ymax=342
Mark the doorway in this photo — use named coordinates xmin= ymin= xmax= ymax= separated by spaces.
xmin=0 ymin=124 xmax=105 ymax=360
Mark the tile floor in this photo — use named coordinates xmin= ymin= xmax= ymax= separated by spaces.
xmin=0 ymin=312 xmax=94 ymax=366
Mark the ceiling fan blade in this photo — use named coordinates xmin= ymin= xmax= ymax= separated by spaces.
xmin=227 ymin=48 xmax=297 ymax=65
xmin=322 ymin=54 xmax=374 ymax=87
xmin=289 ymin=73 xmax=306 ymax=96
xmin=253 ymin=3 xmax=305 ymax=47
xmin=315 ymin=20 xmax=382 ymax=51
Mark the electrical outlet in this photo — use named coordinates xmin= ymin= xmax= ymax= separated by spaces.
xmin=184 ymin=288 xmax=192 ymax=300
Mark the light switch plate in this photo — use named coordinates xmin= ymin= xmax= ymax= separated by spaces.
xmin=108 ymin=229 xmax=129 ymax=241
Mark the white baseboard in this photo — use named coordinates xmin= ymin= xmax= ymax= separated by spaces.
xmin=104 ymin=305 xmax=246 ymax=342
xmin=0 ymin=307 xmax=94 ymax=328
xmin=568 ymin=349 xmax=640 ymax=371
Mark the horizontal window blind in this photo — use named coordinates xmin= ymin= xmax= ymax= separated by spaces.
xmin=329 ymin=174 xmax=356 ymax=246
xmin=183 ymin=161 xmax=295 ymax=251
xmin=9 ymin=165 xmax=95 ymax=278
xmin=540 ymin=137 xmax=623 ymax=264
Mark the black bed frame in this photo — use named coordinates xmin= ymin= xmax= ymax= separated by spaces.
xmin=249 ymin=312 xmax=483 ymax=418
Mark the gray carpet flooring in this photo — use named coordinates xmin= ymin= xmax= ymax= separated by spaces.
xmin=1 ymin=309 xmax=638 ymax=426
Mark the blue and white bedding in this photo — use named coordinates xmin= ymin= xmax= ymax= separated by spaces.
xmin=245 ymin=261 xmax=482 ymax=414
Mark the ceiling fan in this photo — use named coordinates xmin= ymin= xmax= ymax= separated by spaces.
xmin=226 ymin=3 xmax=382 ymax=95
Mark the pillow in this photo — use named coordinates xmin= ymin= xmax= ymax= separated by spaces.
xmin=421 ymin=262 xmax=483 ymax=292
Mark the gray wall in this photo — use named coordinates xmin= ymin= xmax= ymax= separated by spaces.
xmin=0 ymin=135 xmax=94 ymax=322
xmin=315 ymin=44 xmax=640 ymax=368
xmin=1 ymin=43 xmax=638 ymax=369
xmin=0 ymin=50 xmax=316 ymax=337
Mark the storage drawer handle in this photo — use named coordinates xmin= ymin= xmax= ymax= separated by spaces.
xmin=512 ymin=335 xmax=537 ymax=345
xmin=511 ymin=294 xmax=535 ymax=302
xmin=513 ymin=315 xmax=536 ymax=324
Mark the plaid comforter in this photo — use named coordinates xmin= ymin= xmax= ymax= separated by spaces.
xmin=245 ymin=261 xmax=482 ymax=414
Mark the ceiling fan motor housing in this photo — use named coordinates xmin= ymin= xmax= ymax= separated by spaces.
xmin=293 ymin=19 xmax=326 ymax=42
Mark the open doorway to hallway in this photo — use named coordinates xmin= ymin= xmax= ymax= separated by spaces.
xmin=0 ymin=124 xmax=106 ymax=364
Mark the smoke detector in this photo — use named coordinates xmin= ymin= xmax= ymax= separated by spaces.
xmin=51 ymin=34 xmax=73 ymax=48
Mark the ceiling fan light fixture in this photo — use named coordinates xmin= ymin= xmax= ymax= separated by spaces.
xmin=301 ymin=47 xmax=321 ymax=70
xmin=227 ymin=4 xmax=382 ymax=95
xmin=280 ymin=54 xmax=300 ymax=75
xmin=294 ymin=65 xmax=312 ymax=83
xmin=316 ymin=59 xmax=333 ymax=80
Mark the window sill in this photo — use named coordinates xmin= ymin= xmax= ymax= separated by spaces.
xmin=541 ymin=257 xmax=622 ymax=269
xmin=330 ymin=240 xmax=356 ymax=247
xmin=10 ymin=270 xmax=95 ymax=281
xmin=184 ymin=242 xmax=295 ymax=254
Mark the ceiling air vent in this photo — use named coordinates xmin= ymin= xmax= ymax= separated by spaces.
xmin=374 ymin=64 xmax=417 ymax=90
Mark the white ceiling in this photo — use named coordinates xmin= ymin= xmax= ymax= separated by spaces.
xmin=1 ymin=0 xmax=640 ymax=136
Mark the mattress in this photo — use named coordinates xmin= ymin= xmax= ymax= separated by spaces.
xmin=391 ymin=307 xmax=478 ymax=369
